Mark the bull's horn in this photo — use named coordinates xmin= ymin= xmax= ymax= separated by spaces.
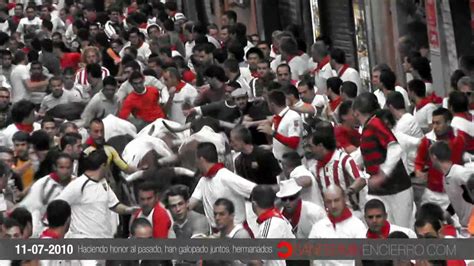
xmin=148 ymin=124 xmax=156 ymax=135
xmin=218 ymin=120 xmax=236 ymax=130
xmin=163 ymin=120 xmax=191 ymax=133
xmin=125 ymin=170 xmax=144 ymax=183
xmin=157 ymin=154 xmax=179 ymax=165
xmin=173 ymin=167 xmax=195 ymax=177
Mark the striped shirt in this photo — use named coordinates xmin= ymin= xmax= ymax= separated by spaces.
xmin=312 ymin=149 xmax=365 ymax=193
xmin=74 ymin=66 xmax=110 ymax=86
xmin=360 ymin=115 xmax=411 ymax=195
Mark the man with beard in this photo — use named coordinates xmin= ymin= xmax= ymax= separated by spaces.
xmin=28 ymin=61 xmax=51 ymax=107
xmin=19 ymin=153 xmax=75 ymax=237
xmin=39 ymin=76 xmax=80 ymax=114
xmin=80 ymin=76 xmax=120 ymax=127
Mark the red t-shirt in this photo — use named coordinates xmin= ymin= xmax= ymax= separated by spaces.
xmin=60 ymin=52 xmax=82 ymax=71
xmin=119 ymin=86 xmax=165 ymax=122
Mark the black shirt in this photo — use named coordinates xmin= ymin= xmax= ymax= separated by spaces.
xmin=235 ymin=146 xmax=281 ymax=185
xmin=243 ymin=100 xmax=272 ymax=145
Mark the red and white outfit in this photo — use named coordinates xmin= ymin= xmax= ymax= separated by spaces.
xmin=256 ymin=208 xmax=295 ymax=266
xmin=444 ymin=164 xmax=474 ymax=227
xmin=74 ymin=66 xmax=110 ymax=86
xmin=168 ymin=81 xmax=198 ymax=124
xmin=337 ymin=64 xmax=363 ymax=94
xmin=312 ymin=149 xmax=366 ymax=193
xmin=191 ymin=163 xmax=256 ymax=228
xmin=119 ymin=41 xmax=152 ymax=63
xmin=289 ymin=165 xmax=324 ymax=207
xmin=272 ymin=107 xmax=304 ymax=161
xmin=0 ymin=122 xmax=41 ymax=148
xmin=413 ymin=97 xmax=437 ymax=132
xmin=132 ymin=202 xmax=173 ymax=238
xmin=286 ymin=55 xmax=307 ymax=80
xmin=19 ymin=173 xmax=69 ymax=238
xmin=281 ymin=199 xmax=326 ymax=238
xmin=309 ymin=208 xmax=366 ymax=266
xmin=415 ymin=129 xmax=464 ymax=210
xmin=451 ymin=112 xmax=474 ymax=165
xmin=311 ymin=55 xmax=334 ymax=94
xmin=40 ymin=229 xmax=71 ymax=266
xmin=366 ymin=221 xmax=417 ymax=239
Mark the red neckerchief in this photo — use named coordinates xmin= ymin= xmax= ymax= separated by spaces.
xmin=85 ymin=137 xmax=96 ymax=147
xmin=455 ymin=112 xmax=473 ymax=121
xmin=251 ymin=71 xmax=260 ymax=78
xmin=317 ymin=150 xmax=335 ymax=168
xmin=204 ymin=163 xmax=225 ymax=178
xmin=15 ymin=123 xmax=33 ymax=133
xmin=257 ymin=208 xmax=284 ymax=224
xmin=297 ymin=50 xmax=304 ymax=56
xmin=175 ymin=81 xmax=186 ymax=93
xmin=286 ymin=54 xmax=297 ymax=64
xmin=441 ymin=224 xmax=457 ymax=237
xmin=330 ymin=96 xmax=342 ymax=112
xmin=415 ymin=97 xmax=432 ymax=110
xmin=139 ymin=23 xmax=147 ymax=29
xmin=40 ymin=228 xmax=61 ymax=239
xmin=337 ymin=64 xmax=350 ymax=77
xmin=282 ymin=199 xmax=302 ymax=229
xmin=327 ymin=207 xmax=352 ymax=228
xmin=366 ymin=220 xmax=391 ymax=239
xmin=312 ymin=55 xmax=331 ymax=74
xmin=428 ymin=92 xmax=443 ymax=104
xmin=49 ymin=172 xmax=61 ymax=183
xmin=171 ymin=44 xmax=177 ymax=51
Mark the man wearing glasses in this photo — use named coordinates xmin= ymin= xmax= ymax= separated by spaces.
xmin=277 ymin=179 xmax=325 ymax=239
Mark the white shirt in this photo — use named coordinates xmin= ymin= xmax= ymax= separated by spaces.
xmin=310 ymin=58 xmax=334 ymax=94
xmin=57 ymin=174 xmax=120 ymax=238
xmin=394 ymin=113 xmax=424 ymax=138
xmin=119 ymin=42 xmax=152 ymax=64
xmin=191 ymin=167 xmax=256 ymax=227
xmin=39 ymin=89 xmax=80 ymax=113
xmin=393 ymin=131 xmax=421 ymax=175
xmin=19 ymin=175 xmax=68 ymax=238
xmin=16 ymin=17 xmax=42 ymax=37
xmin=444 ymin=164 xmax=474 ymax=227
xmin=287 ymin=55 xmax=307 ymax=80
xmin=309 ymin=215 xmax=366 ymax=266
xmin=169 ymin=82 xmax=198 ymax=124
xmin=375 ymin=86 xmax=411 ymax=110
xmin=414 ymin=102 xmax=437 ymax=132
xmin=9 ymin=64 xmax=30 ymax=103
xmin=338 ymin=66 xmax=363 ymax=94
xmin=272 ymin=107 xmax=304 ymax=161
xmin=257 ymin=214 xmax=295 ymax=266
xmin=0 ymin=21 xmax=11 ymax=36
xmin=0 ymin=122 xmax=41 ymax=149
xmin=285 ymin=200 xmax=326 ymax=238
xmin=289 ymin=165 xmax=324 ymax=207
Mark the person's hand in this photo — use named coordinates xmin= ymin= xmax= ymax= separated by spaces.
xmin=198 ymin=84 xmax=210 ymax=94
xmin=183 ymin=108 xmax=196 ymax=117
xmin=243 ymin=115 xmax=253 ymax=122
xmin=168 ymin=86 xmax=176 ymax=97
xmin=257 ymin=122 xmax=273 ymax=135
xmin=126 ymin=206 xmax=141 ymax=214
xmin=368 ymin=171 xmax=387 ymax=191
